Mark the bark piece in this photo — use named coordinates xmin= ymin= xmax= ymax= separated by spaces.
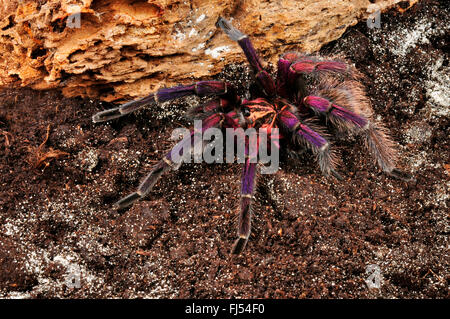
xmin=0 ymin=0 xmax=418 ymax=101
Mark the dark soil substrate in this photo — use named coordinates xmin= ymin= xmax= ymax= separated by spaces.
xmin=0 ymin=0 xmax=448 ymax=298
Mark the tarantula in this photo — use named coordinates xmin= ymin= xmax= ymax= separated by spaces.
xmin=93 ymin=17 xmax=411 ymax=254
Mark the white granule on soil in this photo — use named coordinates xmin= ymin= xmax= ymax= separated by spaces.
xmin=382 ymin=16 xmax=449 ymax=118
xmin=389 ymin=20 xmax=434 ymax=57
xmin=424 ymin=56 xmax=450 ymax=118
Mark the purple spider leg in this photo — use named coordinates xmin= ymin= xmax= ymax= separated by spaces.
xmin=231 ymin=129 xmax=280 ymax=255
xmin=277 ymin=53 xmax=314 ymax=99
xmin=303 ymin=95 xmax=412 ymax=181
xmin=290 ymin=59 xmax=351 ymax=76
xmin=276 ymin=57 xmax=293 ymax=99
xmin=115 ymin=113 xmax=228 ymax=209
xmin=92 ymin=81 xmax=237 ymax=123
xmin=276 ymin=52 xmax=358 ymax=100
xmin=280 ymin=52 xmax=357 ymax=78
xmin=217 ymin=17 xmax=276 ymax=97
xmin=232 ymin=145 xmax=258 ymax=255
xmin=278 ymin=108 xmax=341 ymax=179
xmin=303 ymin=95 xmax=369 ymax=128
xmin=185 ymin=97 xmax=235 ymax=120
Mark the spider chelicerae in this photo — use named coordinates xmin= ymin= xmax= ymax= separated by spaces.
xmin=93 ymin=17 xmax=412 ymax=254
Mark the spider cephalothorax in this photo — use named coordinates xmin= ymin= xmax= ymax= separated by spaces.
xmin=93 ymin=17 xmax=411 ymax=254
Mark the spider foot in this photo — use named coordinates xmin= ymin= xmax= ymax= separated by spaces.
xmin=388 ymin=168 xmax=414 ymax=182
xmin=216 ymin=17 xmax=245 ymax=41
xmin=92 ymin=94 xmax=156 ymax=123
xmin=114 ymin=192 xmax=141 ymax=209
xmin=331 ymin=168 xmax=343 ymax=181
xmin=92 ymin=107 xmax=121 ymax=123
xmin=231 ymin=236 xmax=249 ymax=255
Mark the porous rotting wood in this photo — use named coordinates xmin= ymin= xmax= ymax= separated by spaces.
xmin=0 ymin=0 xmax=418 ymax=101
